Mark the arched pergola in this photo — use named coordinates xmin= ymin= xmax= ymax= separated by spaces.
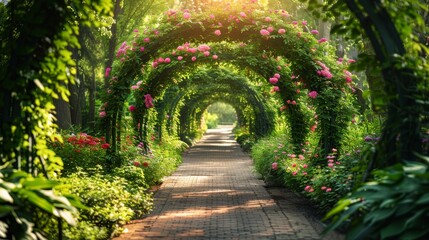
xmin=101 ymin=5 xmax=353 ymax=169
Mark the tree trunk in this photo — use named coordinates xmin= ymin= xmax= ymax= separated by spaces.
xmin=53 ymin=98 xmax=72 ymax=130
xmin=78 ymin=73 xmax=86 ymax=126
xmin=88 ymin=68 xmax=96 ymax=129
xmin=317 ymin=0 xmax=331 ymax=39
xmin=104 ymin=0 xmax=122 ymax=87
xmin=69 ymin=41 xmax=83 ymax=127
xmin=69 ymin=81 xmax=81 ymax=126
xmin=318 ymin=20 xmax=331 ymax=39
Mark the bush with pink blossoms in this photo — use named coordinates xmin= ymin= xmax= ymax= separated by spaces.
xmin=251 ymin=127 xmax=371 ymax=213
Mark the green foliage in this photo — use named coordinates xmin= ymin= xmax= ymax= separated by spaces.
xmin=56 ymin=169 xmax=152 ymax=239
xmin=133 ymin=137 xmax=186 ymax=186
xmin=112 ymin=165 xmax=149 ymax=192
xmin=0 ymin=0 xmax=114 ymax=238
xmin=234 ymin=127 xmax=256 ymax=152
xmin=102 ymin=3 xmax=353 ymax=169
xmin=0 ymin=164 xmax=80 ymax=239
xmin=205 ymin=112 xmax=219 ymax=129
xmin=250 ymin=116 xmax=383 ymax=213
xmin=207 ymin=102 xmax=237 ymax=124
xmin=0 ymin=0 xmax=112 ymax=176
xmin=251 ymin=134 xmax=289 ymax=186
xmin=323 ymin=160 xmax=429 ymax=239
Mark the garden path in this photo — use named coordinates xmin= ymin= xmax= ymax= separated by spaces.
xmin=114 ymin=126 xmax=344 ymax=240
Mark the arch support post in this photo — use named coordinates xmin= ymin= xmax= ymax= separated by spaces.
xmin=345 ymin=0 xmax=423 ymax=170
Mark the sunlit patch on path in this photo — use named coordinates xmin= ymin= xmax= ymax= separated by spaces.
xmin=114 ymin=126 xmax=343 ymax=239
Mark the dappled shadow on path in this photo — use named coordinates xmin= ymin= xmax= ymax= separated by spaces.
xmin=114 ymin=125 xmax=343 ymax=239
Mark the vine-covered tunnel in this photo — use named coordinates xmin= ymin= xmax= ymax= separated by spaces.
xmin=1 ymin=0 xmax=428 ymax=239
xmin=101 ymin=2 xmax=355 ymax=169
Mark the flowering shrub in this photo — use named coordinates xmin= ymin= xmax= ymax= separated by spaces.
xmin=251 ymin=130 xmax=369 ymax=213
xmin=251 ymin=133 xmax=290 ymax=186
xmin=49 ymin=133 xmax=110 ymax=175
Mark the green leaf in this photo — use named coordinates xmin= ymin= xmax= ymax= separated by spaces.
xmin=364 ymin=208 xmax=396 ymax=225
xmin=380 ymin=199 xmax=395 ymax=208
xmin=380 ymin=219 xmax=407 ymax=239
xmin=404 ymin=209 xmax=426 ymax=228
xmin=63 ymin=194 xmax=88 ymax=210
xmin=22 ymin=178 xmax=59 ymax=190
xmin=416 ymin=193 xmax=429 ymax=205
xmin=347 ymin=219 xmax=374 ymax=240
xmin=414 ymin=152 xmax=429 ymax=165
xmin=400 ymin=228 xmax=429 ymax=240
xmin=322 ymin=204 xmax=361 ymax=236
xmin=324 ymin=198 xmax=352 ymax=220
xmin=352 ymin=189 xmax=395 ymax=201
xmin=403 ymin=161 xmax=427 ymax=174
xmin=395 ymin=202 xmax=415 ymax=216
xmin=0 ymin=205 xmax=13 ymax=218
xmin=19 ymin=189 xmax=55 ymax=215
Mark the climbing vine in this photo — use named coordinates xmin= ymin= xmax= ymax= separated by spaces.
xmin=101 ymin=2 xmax=355 ymax=170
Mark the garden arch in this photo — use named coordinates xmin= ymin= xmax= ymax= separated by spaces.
xmin=136 ymin=46 xmax=309 ymax=145
xmin=102 ymin=4 xmax=357 ymax=168
xmin=133 ymin=67 xmax=275 ymax=147
xmin=168 ymin=68 xmax=276 ymax=141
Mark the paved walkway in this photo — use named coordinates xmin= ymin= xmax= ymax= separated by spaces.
xmin=114 ymin=126 xmax=344 ymax=239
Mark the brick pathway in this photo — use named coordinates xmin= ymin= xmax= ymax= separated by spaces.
xmin=114 ymin=126 xmax=344 ymax=240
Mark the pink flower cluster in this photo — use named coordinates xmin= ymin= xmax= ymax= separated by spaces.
xmin=308 ymin=90 xmax=318 ymax=99
xmin=98 ymin=102 xmax=109 ymax=118
xmin=105 ymin=67 xmax=111 ymax=77
xmin=321 ymin=186 xmax=332 ymax=192
xmin=269 ymin=73 xmax=280 ymax=85
xmin=326 ymin=150 xmax=340 ymax=168
xmin=151 ymin=43 xmax=211 ymax=67
xmin=271 ymin=86 xmax=280 ymax=92
xmin=337 ymin=58 xmax=356 ymax=64
xmin=318 ymin=38 xmax=328 ymax=43
xmin=144 ymin=94 xmax=154 ymax=108
xmin=287 ymin=153 xmax=308 ymax=177
xmin=344 ymin=70 xmax=353 ymax=83
xmin=172 ymin=42 xmax=216 ymax=62
xmin=271 ymin=162 xmax=278 ymax=170
xmin=315 ymin=60 xmax=333 ymax=79
xmin=116 ymin=41 xmax=130 ymax=57
xmin=260 ymin=29 xmax=270 ymax=36
xmin=285 ymin=99 xmax=297 ymax=105
xmin=305 ymin=185 xmax=314 ymax=192
xmin=183 ymin=12 xmax=191 ymax=20
xmin=152 ymin=56 xmax=172 ymax=68
xmin=131 ymin=80 xmax=143 ymax=90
